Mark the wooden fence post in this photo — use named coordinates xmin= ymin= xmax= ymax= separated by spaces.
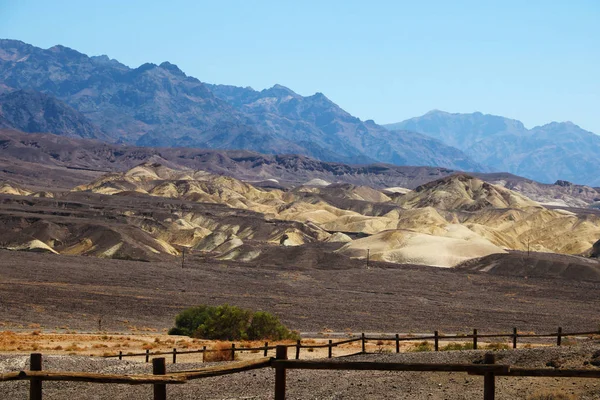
xmin=119 ymin=351 xmax=122 ymax=360
xmin=395 ymin=334 xmax=400 ymax=353
xmin=328 ymin=339 xmax=333 ymax=358
xmin=512 ymin=328 xmax=517 ymax=349
xmin=473 ymin=329 xmax=478 ymax=350
xmin=146 ymin=349 xmax=150 ymax=363
xmin=30 ymin=353 xmax=42 ymax=400
xmin=264 ymin=342 xmax=269 ymax=357
xmin=275 ymin=345 xmax=288 ymax=400
xmin=483 ymin=353 xmax=496 ymax=400
xmin=152 ymin=357 xmax=166 ymax=400
xmin=557 ymin=327 xmax=562 ymax=346
xmin=295 ymin=340 xmax=301 ymax=360
xmin=172 ymin=348 xmax=177 ymax=364
xmin=434 ymin=331 xmax=439 ymax=352
xmin=202 ymin=346 xmax=206 ymax=363
xmin=361 ymin=333 xmax=366 ymax=353
xmin=231 ymin=343 xmax=236 ymax=361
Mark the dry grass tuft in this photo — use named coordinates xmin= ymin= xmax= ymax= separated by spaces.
xmin=526 ymin=391 xmax=575 ymax=400
xmin=412 ymin=341 xmax=433 ymax=352
xmin=486 ymin=342 xmax=510 ymax=350
xmin=441 ymin=342 xmax=474 ymax=351
xmin=204 ymin=342 xmax=235 ymax=362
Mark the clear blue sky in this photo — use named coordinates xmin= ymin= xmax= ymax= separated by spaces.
xmin=1 ymin=0 xmax=599 ymax=132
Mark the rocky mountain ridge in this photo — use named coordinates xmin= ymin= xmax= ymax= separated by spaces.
xmin=0 ymin=39 xmax=482 ymax=170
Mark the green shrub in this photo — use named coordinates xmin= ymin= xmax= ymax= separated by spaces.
xmin=169 ymin=304 xmax=297 ymax=341
xmin=247 ymin=311 xmax=298 ymax=340
xmin=168 ymin=305 xmax=211 ymax=337
xmin=196 ymin=304 xmax=251 ymax=340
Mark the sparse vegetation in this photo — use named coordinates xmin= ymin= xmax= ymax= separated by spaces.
xmin=412 ymin=341 xmax=433 ymax=352
xmin=486 ymin=342 xmax=510 ymax=350
xmin=441 ymin=342 xmax=474 ymax=351
xmin=168 ymin=304 xmax=298 ymax=341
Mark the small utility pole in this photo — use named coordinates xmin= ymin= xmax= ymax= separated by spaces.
xmin=366 ymin=249 xmax=370 ymax=269
xmin=181 ymin=247 xmax=186 ymax=269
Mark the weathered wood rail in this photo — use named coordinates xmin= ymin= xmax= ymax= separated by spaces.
xmin=3 ymin=349 xmax=600 ymax=400
xmin=104 ymin=326 xmax=600 ymax=363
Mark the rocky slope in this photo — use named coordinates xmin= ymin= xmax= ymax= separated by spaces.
xmin=0 ymin=90 xmax=107 ymax=139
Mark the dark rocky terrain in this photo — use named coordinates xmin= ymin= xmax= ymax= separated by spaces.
xmin=387 ymin=110 xmax=600 ymax=185
xmin=2 ymin=129 xmax=600 ymax=209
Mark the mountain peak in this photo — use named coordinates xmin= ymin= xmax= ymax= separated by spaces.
xmin=532 ymin=121 xmax=583 ymax=132
xmin=48 ymin=44 xmax=86 ymax=58
xmin=261 ymin=84 xmax=298 ymax=97
xmin=134 ymin=62 xmax=158 ymax=73
xmin=539 ymin=121 xmax=578 ymax=128
xmin=425 ymin=109 xmax=449 ymax=116
xmin=159 ymin=61 xmax=186 ymax=76
xmin=309 ymin=92 xmax=330 ymax=102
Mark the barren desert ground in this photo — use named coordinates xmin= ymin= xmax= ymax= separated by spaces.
xmin=0 ymin=248 xmax=598 ymax=334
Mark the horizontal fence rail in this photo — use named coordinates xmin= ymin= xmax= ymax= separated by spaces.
xmin=271 ymin=346 xmax=600 ymax=400
xmin=3 ymin=350 xmax=600 ymax=400
xmin=104 ymin=327 xmax=600 ymax=363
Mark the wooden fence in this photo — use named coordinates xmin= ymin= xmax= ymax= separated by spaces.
xmin=2 ymin=347 xmax=600 ymax=400
xmin=270 ymin=346 xmax=600 ymax=400
xmin=104 ymin=326 xmax=600 ymax=363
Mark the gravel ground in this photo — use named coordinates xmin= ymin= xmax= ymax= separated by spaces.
xmin=1 ymin=249 xmax=599 ymax=335
xmin=1 ymin=344 xmax=599 ymax=399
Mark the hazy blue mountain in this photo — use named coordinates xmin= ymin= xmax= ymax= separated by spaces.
xmin=0 ymin=39 xmax=484 ymax=170
xmin=386 ymin=110 xmax=527 ymax=149
xmin=386 ymin=110 xmax=600 ymax=185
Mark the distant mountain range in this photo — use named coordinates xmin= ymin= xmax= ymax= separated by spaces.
xmin=0 ymin=39 xmax=483 ymax=171
xmin=386 ymin=110 xmax=600 ymax=185
xmin=1 ymin=39 xmax=598 ymax=185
